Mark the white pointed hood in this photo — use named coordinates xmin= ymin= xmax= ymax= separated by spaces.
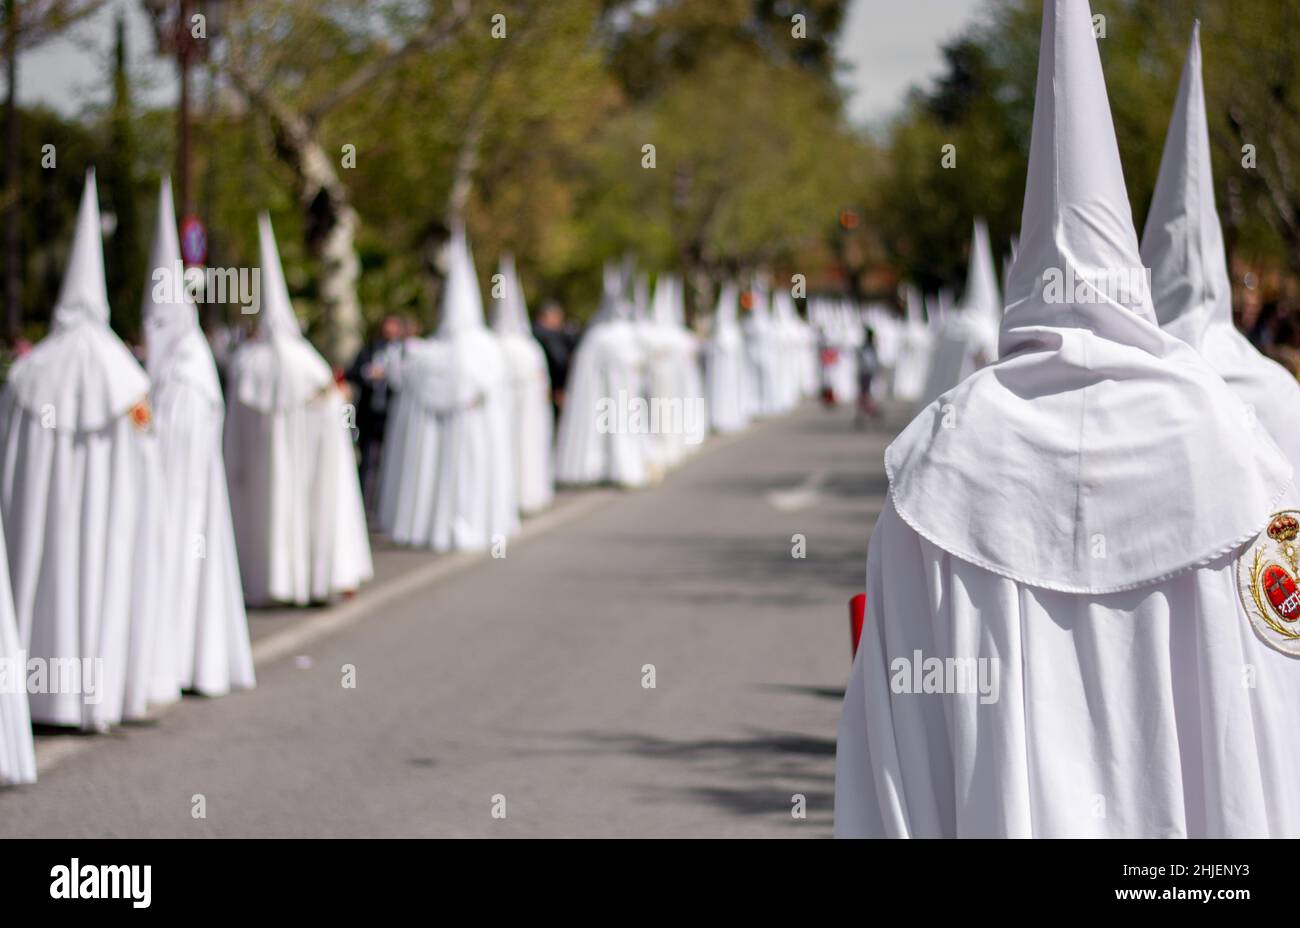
xmin=256 ymin=212 xmax=306 ymax=340
xmin=904 ymin=285 xmax=924 ymax=327
xmin=5 ymin=169 xmax=149 ymax=431
xmin=53 ymin=169 xmax=111 ymax=329
xmin=590 ymin=261 xmax=632 ymax=324
xmin=743 ymin=279 xmax=771 ymax=333
xmin=231 ymin=213 xmax=333 ymax=412
xmin=1140 ymin=22 xmax=1231 ymax=348
xmin=142 ymin=176 xmax=220 ymax=401
xmin=884 ymin=0 xmax=1290 ymax=594
xmin=491 ymin=253 xmax=531 ymax=337
xmin=1141 ymin=23 xmax=1300 ymax=470
xmin=436 ymin=226 xmax=486 ymax=336
xmin=651 ymin=274 xmax=678 ymax=327
xmin=713 ymin=282 xmax=740 ymax=336
xmin=960 ymin=219 xmax=1000 ymax=318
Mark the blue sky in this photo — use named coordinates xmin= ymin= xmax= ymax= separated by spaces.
xmin=11 ymin=0 xmax=987 ymax=127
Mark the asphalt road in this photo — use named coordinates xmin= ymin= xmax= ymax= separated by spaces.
xmin=0 ymin=401 xmax=901 ymax=837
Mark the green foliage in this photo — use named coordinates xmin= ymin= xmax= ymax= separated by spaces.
xmin=874 ymin=0 xmax=1300 ymax=296
xmin=12 ymin=0 xmax=1300 ymax=345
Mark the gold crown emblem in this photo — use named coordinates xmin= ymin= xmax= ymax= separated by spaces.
xmin=1267 ymin=514 xmax=1299 ymax=542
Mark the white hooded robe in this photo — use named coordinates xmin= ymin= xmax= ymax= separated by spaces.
xmin=0 ymin=170 xmax=173 ymax=728
xmin=379 ymin=228 xmax=519 ymax=550
xmin=891 ymin=286 xmax=932 ymax=402
xmin=835 ymin=0 xmax=1300 ymax=839
xmin=705 ymin=283 xmax=751 ymax=434
xmin=224 ymin=214 xmax=373 ymax=605
xmin=1140 ymin=24 xmax=1300 ymax=471
xmin=919 ymin=219 xmax=1001 ymax=407
xmin=554 ymin=264 xmax=654 ymax=488
xmin=491 ymin=254 xmax=554 ymax=517
xmin=143 ymin=177 xmax=255 ymax=695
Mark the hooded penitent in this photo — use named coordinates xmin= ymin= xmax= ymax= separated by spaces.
xmin=491 ymin=253 xmax=554 ymax=516
xmin=0 ymin=170 xmax=174 ymax=728
xmin=705 ymin=282 xmax=751 ymax=434
xmin=919 ymin=219 xmax=1001 ymax=406
xmin=379 ymin=227 xmax=518 ymax=549
xmin=835 ymin=0 xmax=1300 ymax=838
xmin=772 ymin=289 xmax=819 ymax=402
xmin=891 ymin=285 xmax=931 ymax=401
xmin=554 ymin=262 xmax=654 ymax=488
xmin=224 ymin=213 xmax=373 ymax=604
xmin=1141 ymin=23 xmax=1300 ymax=471
xmin=143 ymin=176 xmax=255 ymax=695
xmin=817 ymin=298 xmax=863 ymax=407
xmin=741 ymin=281 xmax=784 ymax=417
xmin=645 ymin=273 xmax=706 ymax=464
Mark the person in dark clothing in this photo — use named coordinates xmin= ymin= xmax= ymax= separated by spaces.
xmin=855 ymin=326 xmax=880 ymax=428
xmin=346 ymin=314 xmax=405 ymax=513
xmin=532 ymin=300 xmax=578 ymax=423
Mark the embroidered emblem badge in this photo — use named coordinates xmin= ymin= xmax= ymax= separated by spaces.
xmin=1238 ymin=511 xmax=1300 ymax=657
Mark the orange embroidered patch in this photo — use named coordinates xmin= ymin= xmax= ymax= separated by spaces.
xmin=129 ymin=400 xmax=152 ymax=431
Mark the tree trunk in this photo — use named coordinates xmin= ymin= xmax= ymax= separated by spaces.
xmin=232 ymin=74 xmax=362 ymax=365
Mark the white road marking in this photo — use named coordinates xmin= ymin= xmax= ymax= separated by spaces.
xmin=766 ymin=469 xmax=829 ymax=511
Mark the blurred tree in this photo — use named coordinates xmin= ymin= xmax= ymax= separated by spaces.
xmin=219 ymin=0 xmax=474 ymax=363
xmin=103 ymin=10 xmax=144 ymax=341
xmin=871 ymin=0 xmax=1300 ymax=306
xmin=2 ymin=0 xmax=109 ymax=341
xmin=581 ymin=0 xmax=867 ymax=319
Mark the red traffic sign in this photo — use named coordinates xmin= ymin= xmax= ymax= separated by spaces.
xmin=180 ymin=215 xmax=208 ymax=265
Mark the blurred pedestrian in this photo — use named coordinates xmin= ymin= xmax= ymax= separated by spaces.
xmin=347 ymin=313 xmax=404 ymax=514
xmin=532 ymin=298 xmax=575 ymax=422
xmin=854 ymin=326 xmax=879 ymax=427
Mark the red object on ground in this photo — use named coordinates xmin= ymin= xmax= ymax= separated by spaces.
xmin=849 ymin=593 xmax=867 ymax=657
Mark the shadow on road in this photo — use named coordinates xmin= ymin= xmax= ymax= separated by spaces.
xmin=543 ymin=727 xmax=837 ymax=834
xmin=581 ymin=531 xmax=868 ymax=609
